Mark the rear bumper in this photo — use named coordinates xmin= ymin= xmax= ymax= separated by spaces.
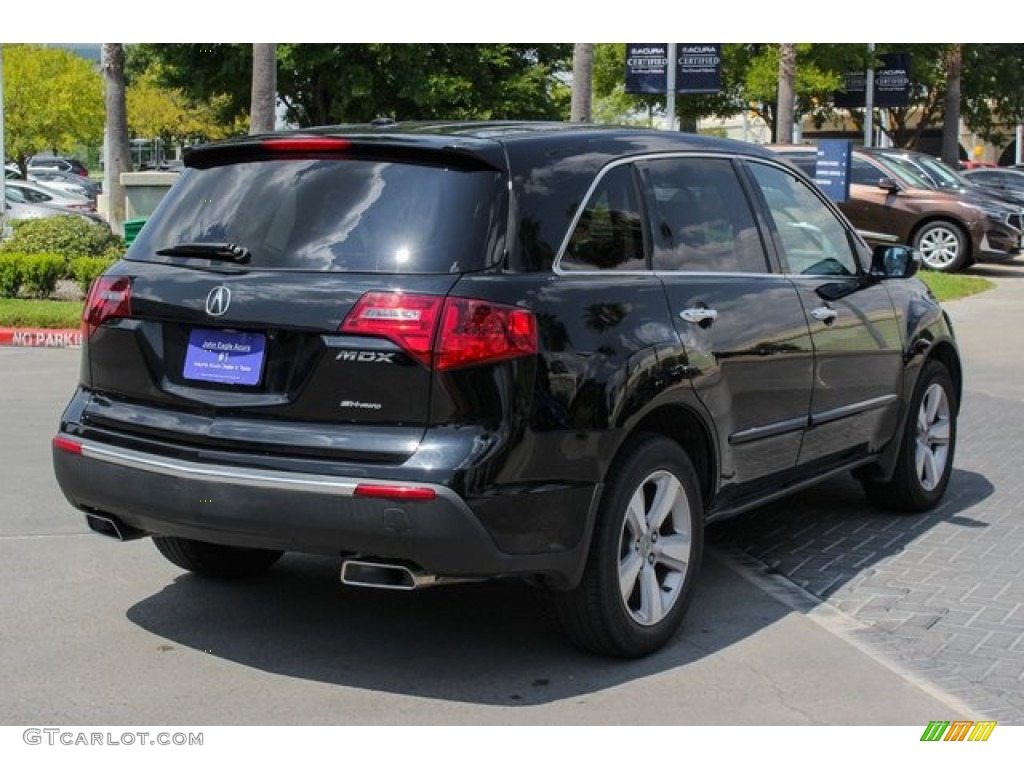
xmin=52 ymin=434 xmax=598 ymax=589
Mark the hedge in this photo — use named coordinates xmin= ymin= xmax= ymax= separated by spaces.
xmin=1 ymin=216 xmax=125 ymax=260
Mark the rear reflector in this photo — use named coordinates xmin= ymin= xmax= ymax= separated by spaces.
xmin=261 ymin=138 xmax=352 ymax=153
xmin=82 ymin=276 xmax=133 ymax=338
xmin=341 ymin=292 xmax=537 ymax=370
xmin=353 ymin=484 xmax=437 ymax=501
xmin=52 ymin=436 xmax=83 ymax=455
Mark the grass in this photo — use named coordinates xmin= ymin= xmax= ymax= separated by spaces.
xmin=0 ymin=298 xmax=83 ymax=328
xmin=917 ymin=270 xmax=996 ymax=302
xmin=0 ymin=269 xmax=998 ymax=330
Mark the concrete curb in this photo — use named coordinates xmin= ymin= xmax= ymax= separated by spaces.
xmin=0 ymin=327 xmax=82 ymax=348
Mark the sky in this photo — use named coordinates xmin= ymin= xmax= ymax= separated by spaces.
xmin=4 ymin=2 xmax=1022 ymax=45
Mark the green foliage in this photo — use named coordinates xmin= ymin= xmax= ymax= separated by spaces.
xmin=127 ymin=66 xmax=236 ymax=144
xmin=19 ymin=254 xmax=66 ymax=298
xmin=961 ymin=44 xmax=1024 ymax=145
xmin=69 ymin=256 xmax=118 ymax=294
xmin=0 ymin=254 xmax=25 ymax=298
xmin=0 ymin=217 xmax=125 ymax=260
xmin=2 ymin=44 xmax=104 ymax=174
xmin=132 ymin=43 xmax=573 ymax=127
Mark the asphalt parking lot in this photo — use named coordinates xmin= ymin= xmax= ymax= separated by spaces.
xmin=1 ymin=263 xmax=1022 ymax=725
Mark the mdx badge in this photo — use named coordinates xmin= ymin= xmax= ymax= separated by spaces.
xmin=335 ymin=351 xmax=396 ymax=363
xmin=206 ymin=286 xmax=231 ymax=316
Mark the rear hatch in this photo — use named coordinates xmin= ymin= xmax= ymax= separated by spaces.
xmin=79 ymin=134 xmax=509 ymax=464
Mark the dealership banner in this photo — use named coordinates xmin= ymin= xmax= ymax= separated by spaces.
xmin=625 ymin=44 xmax=669 ymax=94
xmin=834 ymin=52 xmax=912 ymax=109
xmin=676 ymin=44 xmax=722 ymax=94
xmin=625 ymin=44 xmax=722 ymax=95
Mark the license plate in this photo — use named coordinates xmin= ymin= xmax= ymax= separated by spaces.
xmin=183 ymin=328 xmax=266 ymax=386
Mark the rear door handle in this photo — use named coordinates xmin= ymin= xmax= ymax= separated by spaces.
xmin=810 ymin=306 xmax=838 ymax=325
xmin=680 ymin=307 xmax=718 ymax=325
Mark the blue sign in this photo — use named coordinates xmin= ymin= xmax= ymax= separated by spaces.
xmin=814 ymin=140 xmax=852 ymax=203
xmin=677 ymin=44 xmax=722 ymax=94
xmin=834 ymin=52 xmax=912 ymax=109
xmin=625 ymin=44 xmax=723 ymax=95
xmin=625 ymin=44 xmax=669 ymax=94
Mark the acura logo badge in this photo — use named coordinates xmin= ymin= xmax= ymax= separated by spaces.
xmin=206 ymin=286 xmax=231 ymax=316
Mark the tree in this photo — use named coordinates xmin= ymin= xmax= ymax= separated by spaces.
xmin=776 ymin=44 xmax=796 ymax=143
xmin=941 ymin=45 xmax=962 ymax=166
xmin=134 ymin=44 xmax=573 ymax=127
xmin=102 ymin=43 xmax=130 ymax=236
xmin=127 ymin=68 xmax=236 ymax=147
xmin=960 ymin=44 xmax=1024 ymax=149
xmin=250 ymin=44 xmax=277 ymax=134
xmin=2 ymin=44 xmax=104 ymax=176
xmin=570 ymin=44 xmax=593 ymax=122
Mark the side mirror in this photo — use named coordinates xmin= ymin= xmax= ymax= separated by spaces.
xmin=870 ymin=244 xmax=919 ymax=279
xmin=877 ymin=177 xmax=901 ymax=193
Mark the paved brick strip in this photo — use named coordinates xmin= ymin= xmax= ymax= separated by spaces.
xmin=0 ymin=327 xmax=82 ymax=348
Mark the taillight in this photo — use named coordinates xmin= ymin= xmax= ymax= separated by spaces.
xmin=341 ymin=292 xmax=537 ymax=370
xmin=82 ymin=276 xmax=132 ymax=338
xmin=435 ymin=298 xmax=537 ymax=370
xmin=341 ymin=292 xmax=442 ymax=367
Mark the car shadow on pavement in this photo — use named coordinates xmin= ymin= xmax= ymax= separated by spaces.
xmin=123 ymin=468 xmax=993 ymax=707
xmin=707 ymin=468 xmax=995 ymax=601
xmin=125 ymin=548 xmax=794 ymax=706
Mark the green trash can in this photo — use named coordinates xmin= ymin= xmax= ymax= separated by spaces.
xmin=123 ymin=218 xmax=147 ymax=247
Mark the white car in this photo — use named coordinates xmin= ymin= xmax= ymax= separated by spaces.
xmin=27 ymin=170 xmax=97 ymax=201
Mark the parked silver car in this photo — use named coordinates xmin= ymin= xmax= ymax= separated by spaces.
xmin=4 ymin=180 xmax=105 ymax=225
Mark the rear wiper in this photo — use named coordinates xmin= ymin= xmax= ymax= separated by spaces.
xmin=155 ymin=242 xmax=252 ymax=264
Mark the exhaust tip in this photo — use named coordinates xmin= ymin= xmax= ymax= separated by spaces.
xmin=84 ymin=512 xmax=146 ymax=541
xmin=341 ymin=559 xmax=425 ymax=591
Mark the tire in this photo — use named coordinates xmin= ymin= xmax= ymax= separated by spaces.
xmin=153 ymin=536 xmax=283 ymax=578
xmin=863 ymin=360 xmax=957 ymax=512
xmin=552 ymin=434 xmax=704 ymax=658
xmin=913 ymin=221 xmax=969 ymax=272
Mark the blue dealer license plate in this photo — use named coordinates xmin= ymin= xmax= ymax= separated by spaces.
xmin=183 ymin=328 xmax=266 ymax=386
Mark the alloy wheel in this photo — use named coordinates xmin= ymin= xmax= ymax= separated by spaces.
xmin=915 ymin=382 xmax=952 ymax=492
xmin=618 ymin=470 xmax=692 ymax=626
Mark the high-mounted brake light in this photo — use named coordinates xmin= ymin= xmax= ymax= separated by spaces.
xmin=82 ymin=276 xmax=133 ymax=338
xmin=340 ymin=292 xmax=538 ymax=370
xmin=260 ymin=138 xmax=352 ymax=153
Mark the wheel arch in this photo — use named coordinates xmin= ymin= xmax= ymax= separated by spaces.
xmin=624 ymin=404 xmax=718 ymax=513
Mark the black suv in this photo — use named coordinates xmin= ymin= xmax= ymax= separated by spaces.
xmin=52 ymin=123 xmax=961 ymax=657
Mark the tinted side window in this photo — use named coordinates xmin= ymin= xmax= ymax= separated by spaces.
xmin=850 ymin=157 xmax=884 ymax=186
xmin=560 ymin=164 xmax=646 ymax=271
xmin=747 ymin=162 xmax=859 ymax=277
xmin=639 ymin=157 xmax=767 ymax=273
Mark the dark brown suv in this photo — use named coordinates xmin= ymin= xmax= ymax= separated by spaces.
xmin=771 ymin=145 xmax=1022 ymax=272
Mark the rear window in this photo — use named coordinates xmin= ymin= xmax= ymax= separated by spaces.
xmin=127 ymin=158 xmax=506 ymax=273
